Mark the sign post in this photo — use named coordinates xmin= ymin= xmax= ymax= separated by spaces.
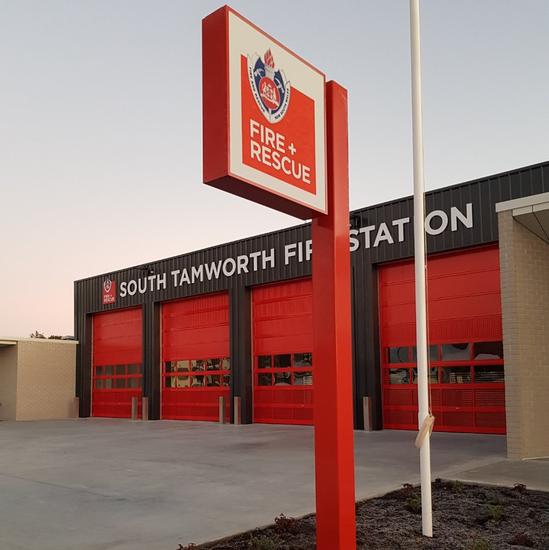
xmin=312 ymin=81 xmax=356 ymax=549
xmin=202 ymin=6 xmax=356 ymax=549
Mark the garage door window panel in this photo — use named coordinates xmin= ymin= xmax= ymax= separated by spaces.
xmin=274 ymin=372 xmax=292 ymax=386
xmin=254 ymin=353 xmax=313 ymax=398
xmin=412 ymin=367 xmax=439 ymax=384
xmin=474 ymin=365 xmax=504 ymax=383
xmin=258 ymin=373 xmax=273 ymax=386
xmin=163 ymin=356 xmax=230 ymax=389
xmin=441 ymin=366 xmax=472 ymax=384
xmin=294 ymin=371 xmax=313 ymax=385
xmin=388 ymin=347 xmax=409 ymax=364
xmin=93 ymin=363 xmax=142 ymax=391
xmin=387 ymin=368 xmax=411 ymax=385
xmin=441 ymin=343 xmax=471 ymax=361
xmin=274 ymin=354 xmax=292 ymax=369
xmin=412 ymin=345 xmax=439 ymax=362
xmin=473 ymin=341 xmax=504 ymax=360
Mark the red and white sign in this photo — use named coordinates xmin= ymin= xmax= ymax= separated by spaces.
xmin=203 ymin=7 xmax=356 ymax=548
xmin=102 ymin=278 xmax=116 ymax=305
xmin=203 ymin=6 xmax=326 ymax=219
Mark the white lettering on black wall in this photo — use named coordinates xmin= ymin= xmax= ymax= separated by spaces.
xmin=113 ymin=204 xmax=473 ymax=301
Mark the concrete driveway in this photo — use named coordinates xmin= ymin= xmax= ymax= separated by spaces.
xmin=0 ymin=419 xmax=506 ymax=550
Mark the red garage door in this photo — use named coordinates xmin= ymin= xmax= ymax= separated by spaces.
xmin=253 ymin=279 xmax=313 ymax=425
xmin=379 ymin=246 xmax=506 ymax=434
xmin=92 ymin=307 xmax=143 ymax=418
xmin=162 ymin=293 xmax=230 ymax=421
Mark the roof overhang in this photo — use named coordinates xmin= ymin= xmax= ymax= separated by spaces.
xmin=0 ymin=337 xmax=78 ymax=347
xmin=0 ymin=340 xmax=17 ymax=348
xmin=496 ymin=192 xmax=549 ymax=244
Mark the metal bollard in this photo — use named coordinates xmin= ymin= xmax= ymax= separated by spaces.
xmin=73 ymin=396 xmax=80 ymax=419
xmin=219 ymin=396 xmax=226 ymax=424
xmin=131 ymin=396 xmax=138 ymax=420
xmin=362 ymin=396 xmax=372 ymax=431
xmin=233 ymin=396 xmax=241 ymax=425
xmin=142 ymin=397 xmax=149 ymax=421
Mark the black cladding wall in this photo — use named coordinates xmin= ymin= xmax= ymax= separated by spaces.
xmin=75 ymin=161 xmax=549 ymax=427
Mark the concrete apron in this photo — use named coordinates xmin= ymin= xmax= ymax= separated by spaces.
xmin=0 ymin=419 xmax=545 ymax=550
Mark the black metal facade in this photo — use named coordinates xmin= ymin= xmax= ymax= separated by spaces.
xmin=75 ymin=160 xmax=549 ymax=427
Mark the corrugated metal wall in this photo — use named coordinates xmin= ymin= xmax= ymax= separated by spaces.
xmin=75 ymin=160 xmax=549 ymax=426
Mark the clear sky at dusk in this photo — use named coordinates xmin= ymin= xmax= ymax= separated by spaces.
xmin=1 ymin=0 xmax=548 ymax=336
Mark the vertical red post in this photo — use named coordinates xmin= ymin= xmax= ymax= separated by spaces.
xmin=312 ymin=81 xmax=356 ymax=550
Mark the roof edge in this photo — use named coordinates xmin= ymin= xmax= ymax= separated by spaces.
xmin=75 ymin=159 xmax=549 ymax=284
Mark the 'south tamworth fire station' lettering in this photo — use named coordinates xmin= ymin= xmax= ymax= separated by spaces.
xmin=120 ymin=273 xmax=167 ymax=297
xmin=170 ymin=249 xmax=275 ymax=287
xmin=284 ymin=240 xmax=313 ymax=265
xmin=116 ymin=203 xmax=473 ymax=299
xmin=119 ymin=249 xmax=276 ymax=297
xmin=350 ymin=203 xmax=473 ymax=251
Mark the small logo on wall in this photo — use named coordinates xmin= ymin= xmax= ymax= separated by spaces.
xmin=102 ymin=278 xmax=116 ymax=305
xmin=248 ymin=49 xmax=291 ymax=123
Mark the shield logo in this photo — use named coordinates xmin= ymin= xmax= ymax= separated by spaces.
xmin=103 ymin=279 xmax=112 ymax=293
xmin=102 ymin=278 xmax=116 ymax=304
xmin=248 ymin=49 xmax=291 ymax=123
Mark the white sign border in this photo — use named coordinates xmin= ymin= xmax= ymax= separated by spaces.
xmin=227 ymin=11 xmax=327 ymax=215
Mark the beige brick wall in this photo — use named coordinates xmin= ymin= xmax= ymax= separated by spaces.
xmin=499 ymin=211 xmax=549 ymax=459
xmin=0 ymin=345 xmax=18 ymax=420
xmin=15 ymin=340 xmax=77 ymax=421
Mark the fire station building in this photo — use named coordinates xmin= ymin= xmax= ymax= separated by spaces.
xmin=75 ymin=160 xmax=549 ymax=459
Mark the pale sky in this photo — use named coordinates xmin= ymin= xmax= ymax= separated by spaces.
xmin=1 ymin=0 xmax=548 ymax=337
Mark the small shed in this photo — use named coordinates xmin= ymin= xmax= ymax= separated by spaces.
xmin=0 ymin=337 xmax=77 ymax=421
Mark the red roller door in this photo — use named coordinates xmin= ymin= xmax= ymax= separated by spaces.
xmin=92 ymin=307 xmax=143 ymax=418
xmin=379 ymin=246 xmax=506 ymax=434
xmin=161 ymin=293 xmax=230 ymax=421
xmin=252 ymin=279 xmax=313 ymax=425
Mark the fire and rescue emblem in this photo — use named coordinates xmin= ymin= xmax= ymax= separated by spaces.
xmin=102 ymin=278 xmax=116 ymax=305
xmin=103 ymin=279 xmax=112 ymax=293
xmin=248 ymin=49 xmax=291 ymax=123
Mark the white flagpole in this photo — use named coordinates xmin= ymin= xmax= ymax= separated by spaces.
xmin=409 ymin=0 xmax=433 ymax=537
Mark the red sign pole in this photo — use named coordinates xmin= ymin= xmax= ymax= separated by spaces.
xmin=202 ymin=8 xmax=356 ymax=546
xmin=312 ymin=81 xmax=356 ymax=550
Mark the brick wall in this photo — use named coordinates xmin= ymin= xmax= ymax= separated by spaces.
xmin=499 ymin=211 xmax=549 ymax=459
xmin=16 ymin=340 xmax=77 ymax=421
